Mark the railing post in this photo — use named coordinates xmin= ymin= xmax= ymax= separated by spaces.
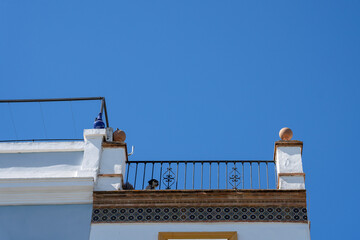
xmin=184 ymin=163 xmax=187 ymax=190
xmin=242 ymin=162 xmax=244 ymax=189
xmin=142 ymin=163 xmax=147 ymax=190
xmin=126 ymin=162 xmax=130 ymax=184
xmin=266 ymin=162 xmax=269 ymax=189
xmin=217 ymin=162 xmax=220 ymax=189
xmin=176 ymin=162 xmax=179 ymax=190
xmin=201 ymin=162 xmax=203 ymax=189
xmin=258 ymin=162 xmax=261 ymax=189
xmin=159 ymin=162 xmax=163 ymax=189
xmin=225 ymin=162 xmax=228 ymax=189
xmin=192 ymin=162 xmax=195 ymax=189
xmin=134 ymin=163 xmax=138 ymax=189
xmin=250 ymin=162 xmax=252 ymax=189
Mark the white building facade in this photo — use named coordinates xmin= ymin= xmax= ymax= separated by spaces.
xmin=0 ymin=128 xmax=310 ymax=240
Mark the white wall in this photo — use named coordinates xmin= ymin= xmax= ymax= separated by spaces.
xmin=94 ymin=147 xmax=127 ymax=191
xmin=0 ymin=177 xmax=93 ymax=205
xmin=99 ymin=148 xmax=126 ymax=175
xmin=0 ymin=151 xmax=84 ymax=178
xmin=0 ymin=204 xmax=92 ymax=240
xmin=90 ymin=222 xmax=310 ymax=240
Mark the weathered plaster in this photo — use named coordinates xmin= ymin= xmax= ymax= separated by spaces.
xmin=276 ymin=147 xmax=303 ymax=174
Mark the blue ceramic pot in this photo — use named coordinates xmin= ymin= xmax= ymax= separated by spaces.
xmin=93 ymin=113 xmax=105 ymax=129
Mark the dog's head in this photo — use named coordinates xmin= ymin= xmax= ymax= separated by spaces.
xmin=148 ymin=179 xmax=159 ymax=188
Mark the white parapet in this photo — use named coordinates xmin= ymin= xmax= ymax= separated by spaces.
xmin=0 ymin=128 xmax=122 ymax=206
xmin=0 ymin=141 xmax=85 ymax=153
xmin=80 ymin=128 xmax=128 ymax=191
xmin=94 ymin=142 xmax=128 ymax=191
xmin=274 ymin=141 xmax=305 ymax=190
xmin=77 ymin=129 xmax=108 ymax=181
xmin=94 ymin=176 xmax=122 ymax=191
xmin=0 ymin=177 xmax=93 ymax=205
xmin=99 ymin=148 xmax=126 ymax=175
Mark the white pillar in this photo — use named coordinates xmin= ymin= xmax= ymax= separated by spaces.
xmin=77 ymin=129 xmax=107 ymax=181
xmin=274 ymin=141 xmax=305 ymax=190
xmin=94 ymin=142 xmax=128 ymax=191
xmin=78 ymin=128 xmax=128 ymax=191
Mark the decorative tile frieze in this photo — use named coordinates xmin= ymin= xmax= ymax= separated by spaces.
xmin=91 ymin=206 xmax=307 ymax=223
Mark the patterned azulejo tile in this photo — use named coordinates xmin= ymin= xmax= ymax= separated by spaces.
xmin=91 ymin=206 xmax=307 ymax=223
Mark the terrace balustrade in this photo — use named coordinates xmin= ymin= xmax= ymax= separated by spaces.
xmin=125 ymin=160 xmax=277 ymax=190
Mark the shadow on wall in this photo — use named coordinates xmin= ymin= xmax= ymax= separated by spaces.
xmin=0 ymin=204 xmax=92 ymax=240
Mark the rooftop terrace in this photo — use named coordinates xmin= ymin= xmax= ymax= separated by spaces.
xmin=0 ymin=98 xmax=308 ymax=226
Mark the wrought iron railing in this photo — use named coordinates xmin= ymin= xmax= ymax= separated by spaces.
xmin=125 ymin=160 xmax=277 ymax=190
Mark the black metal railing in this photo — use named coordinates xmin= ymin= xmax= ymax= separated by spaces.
xmin=125 ymin=160 xmax=277 ymax=190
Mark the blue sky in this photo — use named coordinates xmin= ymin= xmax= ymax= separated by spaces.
xmin=1 ymin=1 xmax=360 ymax=239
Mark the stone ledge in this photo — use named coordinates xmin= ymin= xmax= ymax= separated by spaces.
xmin=93 ymin=189 xmax=307 ymax=208
xmin=102 ymin=142 xmax=127 ymax=148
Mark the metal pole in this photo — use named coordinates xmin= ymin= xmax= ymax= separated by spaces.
xmin=176 ymin=162 xmax=179 ymax=190
xmin=275 ymin=163 xmax=278 ymax=189
xmin=250 ymin=162 xmax=253 ymax=189
xmin=217 ymin=162 xmax=220 ymax=189
xmin=126 ymin=162 xmax=130 ymax=183
xmin=209 ymin=162 xmax=211 ymax=189
xmin=134 ymin=163 xmax=138 ymax=190
xmin=151 ymin=163 xmax=154 ymax=179
xmin=226 ymin=162 xmax=228 ymax=189
xmin=201 ymin=162 xmax=203 ymax=189
xmin=242 ymin=162 xmax=244 ymax=189
xmin=192 ymin=162 xmax=195 ymax=190
xmin=266 ymin=162 xmax=269 ymax=189
xmin=102 ymin=98 xmax=110 ymax=128
xmin=0 ymin=97 xmax=104 ymax=103
xmin=159 ymin=162 xmax=163 ymax=190
xmin=258 ymin=162 xmax=261 ymax=189
xmin=100 ymin=98 xmax=104 ymax=114
xmin=234 ymin=162 xmax=236 ymax=190
xmin=184 ymin=163 xmax=187 ymax=190
xmin=142 ymin=163 xmax=147 ymax=190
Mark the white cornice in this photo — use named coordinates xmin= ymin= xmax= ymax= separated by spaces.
xmin=0 ymin=141 xmax=85 ymax=153
xmin=84 ymin=129 xmax=107 ymax=140
xmin=0 ymin=177 xmax=93 ymax=206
